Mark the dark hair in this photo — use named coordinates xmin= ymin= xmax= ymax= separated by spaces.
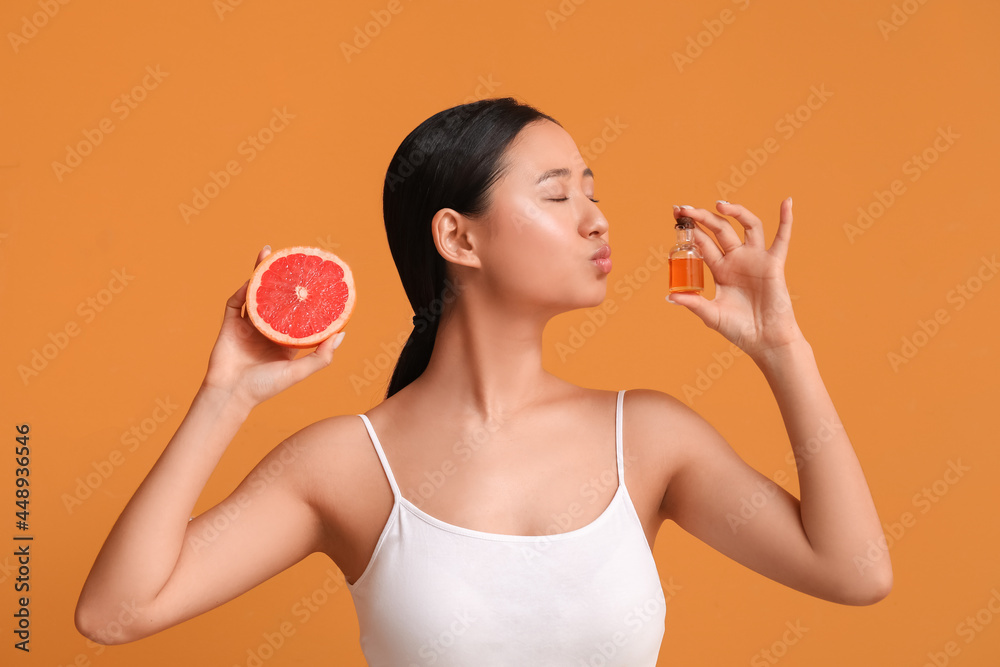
xmin=383 ymin=97 xmax=560 ymax=399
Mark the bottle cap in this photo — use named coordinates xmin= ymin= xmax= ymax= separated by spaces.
xmin=676 ymin=216 xmax=695 ymax=229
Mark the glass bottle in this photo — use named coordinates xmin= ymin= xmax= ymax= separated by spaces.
xmin=669 ymin=216 xmax=704 ymax=293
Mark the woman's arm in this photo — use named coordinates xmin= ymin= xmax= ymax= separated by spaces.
xmin=75 ymin=386 xmax=326 ymax=644
xmin=74 ymin=247 xmax=347 ymax=643
xmin=641 ymin=341 xmax=891 ymax=605
xmin=651 ymin=199 xmax=892 ymax=605
xmin=755 ymin=337 xmax=889 ymax=591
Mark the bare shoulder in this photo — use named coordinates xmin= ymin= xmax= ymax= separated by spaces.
xmin=622 ymin=387 xmax=709 ymax=436
xmin=620 ymin=388 xmax=727 ymax=511
xmin=281 ymin=412 xmax=374 ymax=467
xmin=280 ymin=411 xmax=382 ymax=490
xmin=272 ymin=413 xmax=387 ymax=549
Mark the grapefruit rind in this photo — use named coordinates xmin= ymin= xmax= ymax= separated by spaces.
xmin=244 ymin=246 xmax=356 ymax=349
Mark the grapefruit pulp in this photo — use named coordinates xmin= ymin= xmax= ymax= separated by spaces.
xmin=245 ymin=246 xmax=356 ymax=348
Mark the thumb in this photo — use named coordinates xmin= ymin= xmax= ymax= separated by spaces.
xmin=226 ymin=279 xmax=250 ymax=318
xmin=666 ymin=292 xmax=717 ymax=328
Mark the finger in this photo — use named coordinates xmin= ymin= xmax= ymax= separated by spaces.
xmin=672 ymin=205 xmax=723 ymax=267
xmin=677 ymin=204 xmax=742 ymax=254
xmin=665 ymin=291 xmax=719 ymax=330
xmin=769 ymin=197 xmax=793 ymax=262
xmin=690 ymin=223 xmax=724 ymax=266
xmin=228 ymin=280 xmax=250 ymax=314
xmin=254 ymin=245 xmax=272 ymax=269
xmin=227 ymin=280 xmax=258 ymax=336
xmin=284 ymin=331 xmax=345 ymax=385
xmin=715 ymin=201 xmax=766 ymax=250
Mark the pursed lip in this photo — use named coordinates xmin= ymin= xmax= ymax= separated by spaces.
xmin=590 ymin=244 xmax=611 ymax=260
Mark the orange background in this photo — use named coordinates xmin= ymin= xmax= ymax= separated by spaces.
xmin=3 ymin=0 xmax=999 ymax=665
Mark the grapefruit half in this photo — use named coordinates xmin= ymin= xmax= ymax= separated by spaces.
xmin=245 ymin=246 xmax=356 ymax=348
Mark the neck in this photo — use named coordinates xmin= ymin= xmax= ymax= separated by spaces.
xmin=414 ymin=298 xmax=559 ymax=422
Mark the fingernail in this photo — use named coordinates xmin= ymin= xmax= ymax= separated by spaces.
xmin=788 ymin=196 xmax=793 ymax=206
xmin=672 ymin=205 xmax=680 ymax=214
xmin=680 ymin=205 xmax=693 ymax=209
xmin=332 ymin=331 xmax=346 ymax=349
xmin=665 ymin=295 xmax=677 ymax=304
xmin=263 ymin=244 xmax=271 ymax=253
xmin=716 ymin=200 xmax=729 ymax=205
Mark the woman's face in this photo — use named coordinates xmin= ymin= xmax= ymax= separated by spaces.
xmin=472 ymin=119 xmax=611 ymax=318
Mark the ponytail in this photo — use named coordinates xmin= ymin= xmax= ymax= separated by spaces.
xmin=385 ymin=313 xmax=441 ymax=399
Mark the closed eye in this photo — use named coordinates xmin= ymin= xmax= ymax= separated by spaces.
xmin=549 ymin=197 xmax=600 ymax=203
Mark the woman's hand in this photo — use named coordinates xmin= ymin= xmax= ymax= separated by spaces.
xmin=667 ymin=198 xmax=804 ymax=363
xmin=202 ymin=246 xmax=346 ymax=411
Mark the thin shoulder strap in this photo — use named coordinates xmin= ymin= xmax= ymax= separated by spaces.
xmin=357 ymin=414 xmax=401 ymax=501
xmin=615 ymin=389 xmax=626 ymax=486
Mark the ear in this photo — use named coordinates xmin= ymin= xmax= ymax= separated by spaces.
xmin=431 ymin=208 xmax=482 ymax=269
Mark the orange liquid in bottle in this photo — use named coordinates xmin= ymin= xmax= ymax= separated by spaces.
xmin=669 ymin=257 xmax=704 ymax=293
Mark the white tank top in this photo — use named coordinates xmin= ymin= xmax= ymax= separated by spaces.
xmin=347 ymin=389 xmax=666 ymax=666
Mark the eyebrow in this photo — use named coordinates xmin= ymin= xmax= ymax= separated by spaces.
xmin=535 ymin=167 xmax=594 ymax=185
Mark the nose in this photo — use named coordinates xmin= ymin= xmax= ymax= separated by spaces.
xmin=582 ymin=203 xmax=608 ymax=239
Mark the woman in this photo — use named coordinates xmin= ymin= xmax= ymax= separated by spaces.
xmin=75 ymin=97 xmax=892 ymax=665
